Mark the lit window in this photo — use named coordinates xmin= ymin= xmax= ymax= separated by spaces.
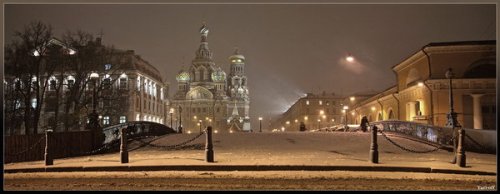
xmin=15 ymin=100 xmax=21 ymax=109
xmin=237 ymin=59 xmax=242 ymax=62
xmin=306 ymin=100 xmax=309 ymax=105
xmin=232 ymin=60 xmax=236 ymax=63
xmin=137 ymin=76 xmax=141 ymax=91
xmin=119 ymin=77 xmax=127 ymax=89
xmin=31 ymin=98 xmax=37 ymax=108
xmin=104 ymin=64 xmax=112 ymax=70
xmin=49 ymin=79 xmax=57 ymax=91
xmin=119 ymin=116 xmax=126 ymax=123
xmin=103 ymin=116 xmax=110 ymax=125
xmin=319 ymin=100 xmax=322 ymax=105
xmin=67 ymin=77 xmax=75 ymax=89
xmin=136 ymin=114 xmax=140 ymax=121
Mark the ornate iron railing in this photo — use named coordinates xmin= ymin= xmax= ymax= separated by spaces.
xmin=369 ymin=120 xmax=454 ymax=146
xmin=101 ymin=121 xmax=176 ymax=144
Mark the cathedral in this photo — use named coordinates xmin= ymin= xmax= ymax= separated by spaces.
xmin=171 ymin=23 xmax=251 ymax=133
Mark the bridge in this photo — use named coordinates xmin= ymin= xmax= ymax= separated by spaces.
xmin=101 ymin=121 xmax=176 ymax=144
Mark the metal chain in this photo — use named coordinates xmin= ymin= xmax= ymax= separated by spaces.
xmin=135 ymin=132 xmax=206 ymax=150
xmin=126 ymin=133 xmax=176 ymax=152
xmin=5 ymin=136 xmax=46 ymax=157
xmin=378 ymin=130 xmax=444 ymax=153
xmin=464 ymin=134 xmax=490 ymax=152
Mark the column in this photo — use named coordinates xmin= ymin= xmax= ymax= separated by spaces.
xmin=471 ymin=94 xmax=484 ymax=129
xmin=408 ymin=101 xmax=417 ymax=121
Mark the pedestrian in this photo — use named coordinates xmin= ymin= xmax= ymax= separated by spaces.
xmin=360 ymin=116 xmax=369 ymax=132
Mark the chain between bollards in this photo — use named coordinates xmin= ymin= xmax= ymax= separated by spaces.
xmin=205 ymin=126 xmax=214 ymax=163
xmin=120 ymin=127 xmax=129 ymax=164
xmin=369 ymin=126 xmax=379 ymax=164
xmin=45 ymin=129 xmax=53 ymax=166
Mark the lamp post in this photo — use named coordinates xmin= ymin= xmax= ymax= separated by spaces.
xmin=343 ymin=105 xmax=349 ymax=130
xmin=199 ymin=120 xmax=203 ymax=134
xmin=317 ymin=119 xmax=321 ymax=130
xmin=178 ymin=105 xmax=183 ymax=133
xmin=169 ymin=108 xmax=174 ymax=129
xmin=259 ymin=117 xmax=263 ymax=132
xmin=88 ymin=73 xmax=100 ymax=149
xmin=446 ymin=68 xmax=462 ymax=165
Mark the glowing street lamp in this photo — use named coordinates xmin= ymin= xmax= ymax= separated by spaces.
xmin=198 ymin=120 xmax=202 ymax=134
xmin=258 ymin=117 xmax=263 ymax=132
xmin=346 ymin=55 xmax=354 ymax=62
xmin=350 ymin=96 xmax=355 ymax=102
xmin=169 ymin=108 xmax=174 ymax=128
xmin=343 ymin=105 xmax=349 ymax=129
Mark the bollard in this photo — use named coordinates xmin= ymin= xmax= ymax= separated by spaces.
xmin=456 ymin=128 xmax=466 ymax=167
xmin=205 ymin=126 xmax=214 ymax=163
xmin=369 ymin=126 xmax=379 ymax=164
xmin=45 ymin=129 xmax=53 ymax=166
xmin=120 ymin=127 xmax=129 ymax=164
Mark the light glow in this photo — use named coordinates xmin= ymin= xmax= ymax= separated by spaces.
xmin=346 ymin=55 xmax=354 ymax=62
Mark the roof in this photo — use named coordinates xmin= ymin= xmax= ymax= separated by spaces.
xmin=391 ymin=40 xmax=496 ymax=70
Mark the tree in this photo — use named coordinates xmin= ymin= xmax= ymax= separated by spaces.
xmin=5 ymin=21 xmax=54 ymax=135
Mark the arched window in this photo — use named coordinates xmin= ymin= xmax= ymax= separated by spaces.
xmin=378 ymin=112 xmax=383 ymax=121
xmin=388 ymin=109 xmax=395 ymax=119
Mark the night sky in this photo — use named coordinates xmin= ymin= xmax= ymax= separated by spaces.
xmin=4 ymin=2 xmax=496 ymax=129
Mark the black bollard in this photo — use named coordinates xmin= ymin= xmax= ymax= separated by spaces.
xmin=369 ymin=126 xmax=379 ymax=164
xmin=456 ymin=128 xmax=466 ymax=167
xmin=45 ymin=129 xmax=53 ymax=166
xmin=120 ymin=128 xmax=129 ymax=164
xmin=205 ymin=126 xmax=214 ymax=163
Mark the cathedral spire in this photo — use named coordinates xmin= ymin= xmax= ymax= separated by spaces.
xmin=195 ymin=22 xmax=213 ymax=60
xmin=200 ymin=22 xmax=209 ymax=42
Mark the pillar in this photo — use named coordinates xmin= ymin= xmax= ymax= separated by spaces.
xmin=408 ymin=101 xmax=417 ymax=121
xmin=470 ymin=94 xmax=484 ymax=129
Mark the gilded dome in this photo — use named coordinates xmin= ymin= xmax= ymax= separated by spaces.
xmin=176 ymin=70 xmax=190 ymax=82
xmin=211 ymin=67 xmax=226 ymax=82
xmin=229 ymin=48 xmax=245 ymax=63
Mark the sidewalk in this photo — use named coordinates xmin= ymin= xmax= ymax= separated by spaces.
xmin=4 ymin=132 xmax=497 ymax=175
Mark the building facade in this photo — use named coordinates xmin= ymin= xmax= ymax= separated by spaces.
xmin=350 ymin=40 xmax=496 ymax=130
xmin=272 ymin=92 xmax=346 ymax=132
xmin=4 ymin=37 xmax=170 ymax=135
xmin=171 ymin=24 xmax=251 ymax=133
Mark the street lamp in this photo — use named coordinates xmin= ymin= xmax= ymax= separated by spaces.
xmin=446 ymin=68 xmax=462 ymax=164
xmin=346 ymin=54 xmax=354 ymax=62
xmin=317 ymin=119 xmax=321 ymax=130
xmin=343 ymin=105 xmax=349 ymax=130
xmin=169 ymin=108 xmax=174 ymax=128
xmin=199 ymin=120 xmax=203 ymax=134
xmin=88 ymin=72 xmax=100 ymax=149
xmin=178 ymin=105 xmax=183 ymax=133
xmin=258 ymin=117 xmax=263 ymax=132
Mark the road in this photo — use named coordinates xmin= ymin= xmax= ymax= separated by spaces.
xmin=4 ymin=171 xmax=496 ymax=191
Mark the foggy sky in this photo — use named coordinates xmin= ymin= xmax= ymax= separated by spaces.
xmin=4 ymin=3 xmax=496 ymax=129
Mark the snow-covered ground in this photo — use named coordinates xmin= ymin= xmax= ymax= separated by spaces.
xmin=4 ymin=132 xmax=497 ymax=173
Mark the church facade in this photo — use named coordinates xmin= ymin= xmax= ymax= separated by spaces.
xmin=170 ymin=24 xmax=251 ymax=133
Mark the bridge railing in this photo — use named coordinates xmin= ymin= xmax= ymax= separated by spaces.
xmin=101 ymin=121 xmax=176 ymax=145
xmin=370 ymin=120 xmax=455 ymax=146
xmin=369 ymin=120 xmax=495 ymax=153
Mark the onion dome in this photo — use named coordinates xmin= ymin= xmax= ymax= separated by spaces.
xmin=211 ymin=67 xmax=226 ymax=82
xmin=176 ymin=69 xmax=190 ymax=82
xmin=229 ymin=48 xmax=245 ymax=63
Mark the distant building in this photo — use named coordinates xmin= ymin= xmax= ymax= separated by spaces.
xmin=271 ymin=91 xmax=374 ymax=132
xmin=350 ymin=40 xmax=496 ymax=130
xmin=171 ymin=24 xmax=251 ymax=133
xmin=4 ymin=37 xmax=170 ymax=134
